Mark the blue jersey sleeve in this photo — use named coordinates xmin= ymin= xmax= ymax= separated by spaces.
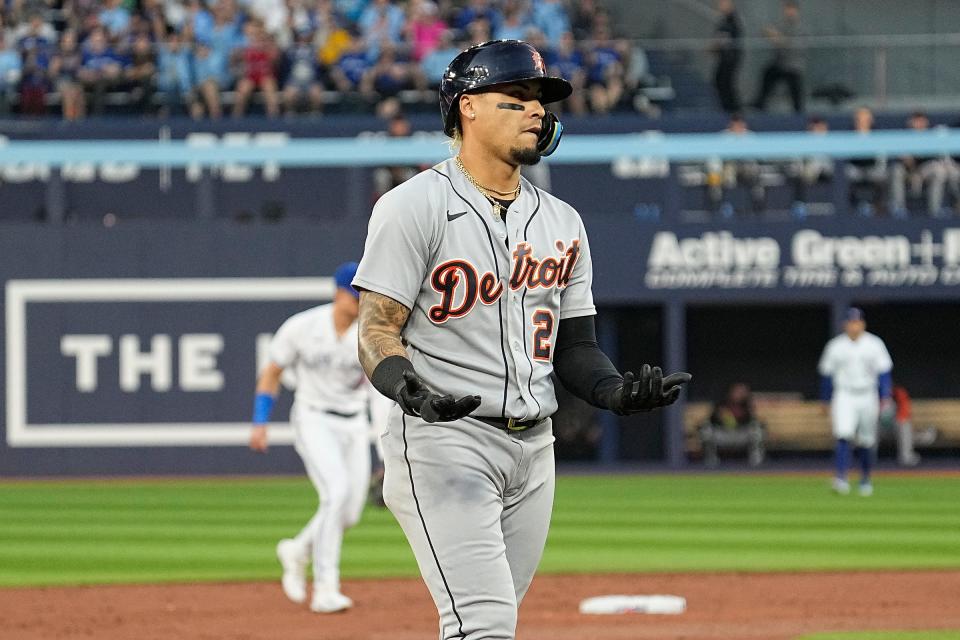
xmin=819 ymin=375 xmax=833 ymax=402
xmin=878 ymin=371 xmax=892 ymax=399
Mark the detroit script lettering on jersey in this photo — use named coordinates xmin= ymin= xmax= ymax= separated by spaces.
xmin=429 ymin=239 xmax=581 ymax=324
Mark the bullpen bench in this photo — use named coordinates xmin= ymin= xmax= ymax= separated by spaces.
xmin=684 ymin=395 xmax=960 ymax=456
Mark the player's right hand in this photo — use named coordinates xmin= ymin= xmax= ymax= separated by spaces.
xmin=249 ymin=425 xmax=269 ymax=452
xmin=395 ymin=370 xmax=481 ymax=423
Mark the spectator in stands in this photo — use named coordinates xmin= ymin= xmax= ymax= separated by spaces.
xmin=233 ymin=20 xmax=281 ymax=117
xmin=155 ymin=28 xmax=193 ymax=117
xmin=16 ymin=11 xmax=55 ymax=54
xmin=190 ymin=39 xmax=226 ymax=118
xmin=358 ymin=0 xmax=405 ymax=58
xmin=453 ymin=0 xmax=502 ymax=38
xmin=98 ymin=0 xmax=132 ymax=40
xmin=50 ymin=29 xmax=85 ymax=120
xmin=314 ymin=2 xmax=353 ymax=69
xmin=698 ymin=382 xmax=766 ymax=468
xmin=570 ymin=0 xmax=603 ymax=41
xmin=420 ymin=29 xmax=459 ymax=89
xmin=373 ymin=111 xmax=418 ymax=199
xmin=464 ymin=14 xmax=492 ymax=47
xmin=545 ymin=30 xmax=586 ymax=115
xmin=751 ymin=0 xmax=804 ymax=113
xmin=584 ymin=23 xmax=625 ymax=114
xmin=0 ymin=31 xmax=22 ymax=115
xmin=710 ymin=0 xmax=742 ymax=113
xmin=890 ymin=110 xmax=950 ymax=218
xmin=845 ymin=106 xmax=889 ymax=216
xmin=246 ymin=0 xmax=290 ymax=48
xmin=182 ymin=0 xmax=215 ymax=46
xmin=78 ymin=26 xmax=126 ymax=115
xmin=125 ymin=32 xmax=157 ymax=114
xmin=787 ymin=115 xmax=833 ymax=218
xmin=706 ymin=112 xmax=765 ymax=217
xmin=286 ymin=0 xmax=314 ymax=35
xmin=494 ymin=0 xmax=530 ymax=41
xmin=360 ymin=39 xmax=425 ymax=100
xmin=532 ymin=0 xmax=570 ymax=48
xmin=328 ymin=36 xmax=372 ymax=95
xmin=208 ymin=0 xmax=244 ymax=63
xmin=406 ymin=0 xmax=446 ymax=62
xmin=335 ymin=0 xmax=370 ymax=25
xmin=282 ymin=28 xmax=325 ymax=115
xmin=18 ymin=46 xmax=50 ymax=115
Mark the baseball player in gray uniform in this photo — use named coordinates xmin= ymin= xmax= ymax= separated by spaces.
xmin=250 ymin=262 xmax=390 ymax=613
xmin=352 ymin=40 xmax=692 ymax=639
xmin=818 ymin=306 xmax=893 ymax=497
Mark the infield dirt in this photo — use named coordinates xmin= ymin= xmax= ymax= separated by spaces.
xmin=2 ymin=569 xmax=958 ymax=639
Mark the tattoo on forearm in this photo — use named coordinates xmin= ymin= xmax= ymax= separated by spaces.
xmin=358 ymin=291 xmax=410 ymax=376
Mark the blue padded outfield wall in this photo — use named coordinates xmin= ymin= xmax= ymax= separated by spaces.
xmin=3 ymin=218 xmax=959 ymax=475
xmin=2 ymin=115 xmax=960 ymax=474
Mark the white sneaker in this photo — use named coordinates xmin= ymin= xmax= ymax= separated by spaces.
xmin=831 ymin=478 xmax=850 ymax=495
xmin=310 ymin=587 xmax=353 ymax=613
xmin=276 ymin=539 xmax=308 ymax=604
xmin=859 ymin=483 xmax=874 ymax=497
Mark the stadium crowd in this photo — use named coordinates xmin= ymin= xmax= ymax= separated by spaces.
xmin=0 ymin=0 xmax=646 ymax=119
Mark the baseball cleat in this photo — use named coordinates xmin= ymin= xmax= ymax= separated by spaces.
xmin=831 ymin=478 xmax=850 ymax=495
xmin=310 ymin=587 xmax=353 ymax=613
xmin=276 ymin=538 xmax=308 ymax=604
xmin=858 ymin=483 xmax=874 ymax=497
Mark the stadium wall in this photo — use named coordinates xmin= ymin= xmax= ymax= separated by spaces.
xmin=2 ymin=216 xmax=960 ymax=475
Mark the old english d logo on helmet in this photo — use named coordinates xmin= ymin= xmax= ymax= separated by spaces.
xmin=439 ymin=39 xmax=573 ymax=137
xmin=531 ymin=50 xmax=545 ymax=74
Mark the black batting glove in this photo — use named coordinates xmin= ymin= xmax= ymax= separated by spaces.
xmin=394 ymin=370 xmax=481 ymax=423
xmin=608 ymin=364 xmax=692 ymax=415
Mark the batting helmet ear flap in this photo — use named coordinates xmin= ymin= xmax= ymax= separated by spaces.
xmin=537 ymin=111 xmax=563 ymax=156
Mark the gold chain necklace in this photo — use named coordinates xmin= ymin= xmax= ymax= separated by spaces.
xmin=455 ymin=155 xmax=520 ymax=219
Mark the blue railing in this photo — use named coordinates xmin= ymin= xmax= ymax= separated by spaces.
xmin=1 ymin=129 xmax=959 ymax=166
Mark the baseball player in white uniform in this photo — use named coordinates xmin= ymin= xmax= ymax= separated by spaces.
xmin=249 ymin=262 xmax=388 ymax=613
xmin=818 ymin=307 xmax=893 ymax=497
xmin=351 ymin=40 xmax=691 ymax=639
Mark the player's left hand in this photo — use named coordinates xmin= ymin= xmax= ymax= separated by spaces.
xmin=612 ymin=365 xmax=692 ymax=414
xmin=249 ymin=425 xmax=269 ymax=452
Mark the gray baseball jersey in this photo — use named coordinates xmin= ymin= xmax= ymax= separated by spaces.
xmin=353 ymin=156 xmax=596 ymax=419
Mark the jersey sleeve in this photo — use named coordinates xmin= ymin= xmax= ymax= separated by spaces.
xmin=875 ymin=336 xmax=893 ymax=373
xmin=559 ymin=214 xmax=596 ymax=320
xmin=353 ymin=184 xmax=436 ymax=310
xmin=816 ymin=339 xmax=835 ymax=376
xmin=268 ymin=314 xmax=302 ymax=369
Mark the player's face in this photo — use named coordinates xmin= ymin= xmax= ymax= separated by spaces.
xmin=845 ymin=319 xmax=865 ymax=339
xmin=472 ymin=81 xmax=546 ymax=166
xmin=334 ymin=289 xmax=360 ymax=319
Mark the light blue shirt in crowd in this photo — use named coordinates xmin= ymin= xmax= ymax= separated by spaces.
xmin=532 ymin=0 xmax=570 ymax=45
xmin=156 ymin=45 xmax=193 ymax=93
xmin=0 ymin=49 xmax=21 ymax=89
xmin=99 ymin=7 xmax=131 ymax=37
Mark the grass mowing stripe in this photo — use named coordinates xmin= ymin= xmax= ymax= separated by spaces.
xmin=1 ymin=475 xmax=957 ymax=587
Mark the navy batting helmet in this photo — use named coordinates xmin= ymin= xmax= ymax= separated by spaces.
xmin=439 ymin=39 xmax=573 ymax=137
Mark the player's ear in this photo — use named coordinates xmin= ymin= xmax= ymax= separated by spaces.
xmin=459 ymin=94 xmax=477 ymax=124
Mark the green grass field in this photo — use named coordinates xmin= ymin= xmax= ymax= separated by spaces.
xmin=0 ymin=474 xmax=958 ymax=588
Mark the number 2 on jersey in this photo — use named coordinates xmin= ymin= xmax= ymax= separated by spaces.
xmin=531 ymin=309 xmax=554 ymax=361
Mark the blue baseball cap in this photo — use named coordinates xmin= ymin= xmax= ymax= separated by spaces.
xmin=844 ymin=307 xmax=865 ymax=322
xmin=334 ymin=262 xmax=360 ymax=298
